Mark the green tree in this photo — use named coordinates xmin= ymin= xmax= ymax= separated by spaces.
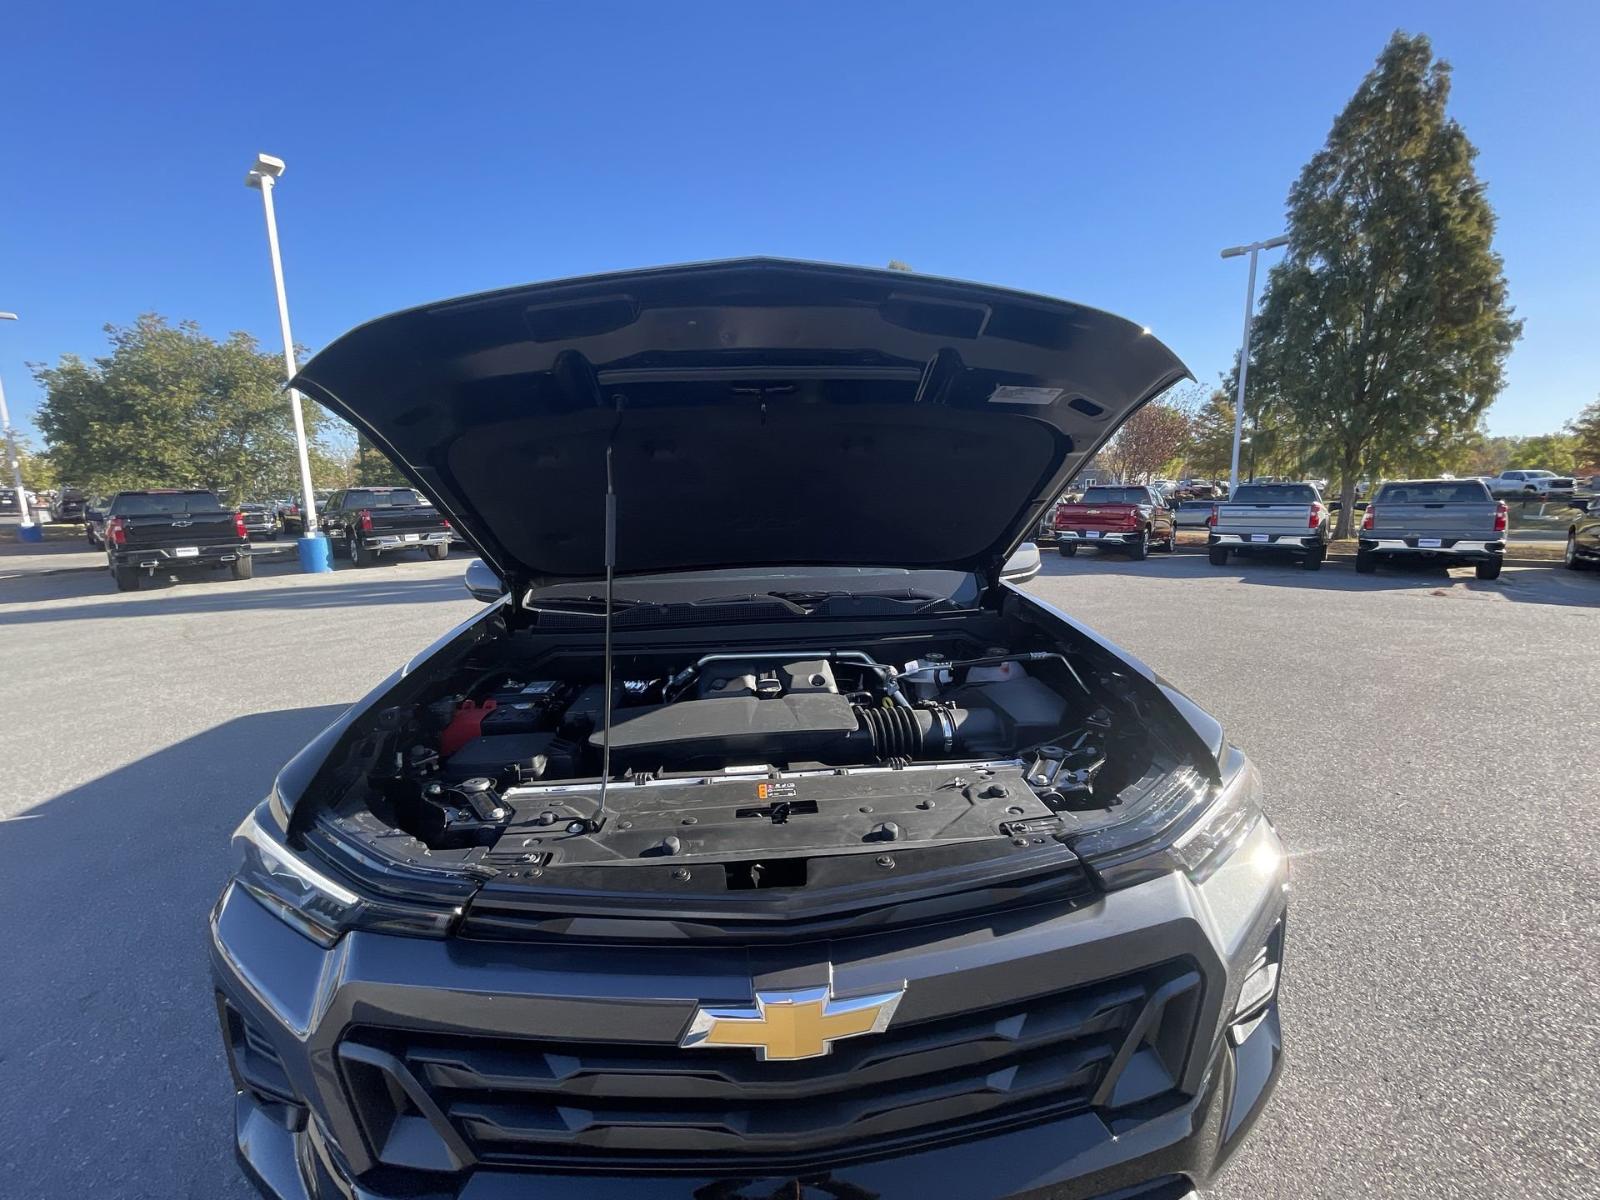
xmin=3 ymin=431 xmax=58 ymax=491
xmin=1184 ymin=389 xmax=1239 ymax=479
xmin=1567 ymin=397 xmax=1600 ymax=473
xmin=33 ymin=315 xmax=326 ymax=501
xmin=1250 ymin=32 xmax=1521 ymax=536
xmin=354 ymin=432 xmax=408 ymax=485
xmin=1509 ymin=432 xmax=1579 ymax=475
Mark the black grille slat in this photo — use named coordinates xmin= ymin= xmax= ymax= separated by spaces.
xmin=451 ymin=1043 xmax=1110 ymax=1152
xmin=402 ymin=986 xmax=1142 ymax=1103
xmin=341 ymin=964 xmax=1198 ymax=1170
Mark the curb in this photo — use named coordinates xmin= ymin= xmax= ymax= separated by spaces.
xmin=0 ymin=564 xmax=105 ymax=581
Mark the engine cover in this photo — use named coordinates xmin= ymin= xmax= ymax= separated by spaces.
xmin=592 ymin=693 xmax=860 ymax=768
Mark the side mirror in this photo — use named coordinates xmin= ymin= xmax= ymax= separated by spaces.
xmin=464 ymin=558 xmax=507 ymax=603
xmin=1000 ymin=542 xmax=1042 ymax=585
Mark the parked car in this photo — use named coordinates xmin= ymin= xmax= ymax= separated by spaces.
xmin=1 ymin=486 xmax=48 ymax=519
xmin=238 ymin=502 xmax=280 ymax=540
xmin=1207 ymin=482 xmax=1330 ymax=570
xmin=320 ymin=485 xmax=453 ymax=566
xmin=84 ymin=497 xmax=109 ymax=545
xmin=1485 ymin=469 xmax=1576 ymax=501
xmin=1173 ymin=498 xmax=1218 ymax=529
xmin=210 ymin=260 xmax=1287 ymax=1200
xmin=1566 ymin=503 xmax=1600 ymax=571
xmin=1176 ymin=478 xmax=1219 ymax=500
xmin=49 ymin=486 xmax=86 ymax=523
xmin=274 ymin=497 xmax=305 ymax=535
xmin=1052 ymin=484 xmax=1176 ymax=558
xmin=1358 ymin=478 xmax=1507 ymax=579
xmin=101 ymin=488 xmax=252 ymax=591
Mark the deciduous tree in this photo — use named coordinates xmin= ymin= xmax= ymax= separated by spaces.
xmin=1102 ymin=394 xmax=1194 ymax=483
xmin=33 ymin=315 xmax=333 ymax=501
xmin=1567 ymin=397 xmax=1600 ymax=474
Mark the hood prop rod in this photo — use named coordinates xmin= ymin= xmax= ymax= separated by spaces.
xmin=587 ymin=440 xmax=618 ymax=833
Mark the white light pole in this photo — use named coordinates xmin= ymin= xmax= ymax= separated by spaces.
xmin=0 ymin=311 xmax=42 ymax=543
xmin=245 ymin=153 xmax=329 ymax=571
xmin=1220 ymin=235 xmax=1289 ymax=492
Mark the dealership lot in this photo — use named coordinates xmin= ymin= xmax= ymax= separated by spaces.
xmin=0 ymin=553 xmax=1595 ymax=1199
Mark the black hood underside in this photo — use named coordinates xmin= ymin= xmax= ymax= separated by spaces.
xmin=292 ymin=258 xmax=1190 ymax=590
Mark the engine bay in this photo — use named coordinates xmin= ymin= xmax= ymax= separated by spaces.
xmin=331 ymin=623 xmax=1183 ymax=890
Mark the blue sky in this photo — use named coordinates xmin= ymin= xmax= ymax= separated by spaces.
xmin=2 ymin=1 xmax=1595 ymax=443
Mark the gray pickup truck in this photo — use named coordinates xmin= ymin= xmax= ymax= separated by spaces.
xmin=1207 ymin=482 xmax=1330 ymax=570
xmin=1358 ymin=478 xmax=1507 ymax=579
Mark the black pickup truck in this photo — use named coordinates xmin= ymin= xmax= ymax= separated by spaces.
xmin=103 ymin=489 xmax=252 ymax=591
xmin=320 ymin=486 xmax=452 ymax=566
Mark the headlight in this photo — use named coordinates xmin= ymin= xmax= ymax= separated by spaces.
xmin=1069 ymin=748 xmax=1267 ymax=890
xmin=233 ymin=803 xmax=460 ymax=946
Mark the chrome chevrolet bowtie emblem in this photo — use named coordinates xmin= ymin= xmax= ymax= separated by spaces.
xmin=681 ymin=983 xmax=906 ymax=1061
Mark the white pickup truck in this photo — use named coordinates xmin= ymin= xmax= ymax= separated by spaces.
xmin=1207 ymin=482 xmax=1330 ymax=570
xmin=1483 ymin=470 xmax=1577 ymax=500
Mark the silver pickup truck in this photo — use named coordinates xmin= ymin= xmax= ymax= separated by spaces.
xmin=1207 ymin=482 xmax=1330 ymax=570
xmin=1358 ymin=478 xmax=1507 ymax=579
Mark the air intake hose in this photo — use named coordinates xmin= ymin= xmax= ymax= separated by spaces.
xmin=848 ymin=701 xmax=988 ymax=762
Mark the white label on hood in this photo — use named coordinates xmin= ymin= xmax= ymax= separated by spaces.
xmin=989 ymin=385 xmax=1064 ymax=406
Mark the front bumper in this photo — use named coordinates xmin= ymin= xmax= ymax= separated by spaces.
xmin=213 ymin=823 xmax=1287 ymax=1200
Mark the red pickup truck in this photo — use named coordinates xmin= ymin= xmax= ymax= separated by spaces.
xmin=1053 ymin=485 xmax=1176 ymax=560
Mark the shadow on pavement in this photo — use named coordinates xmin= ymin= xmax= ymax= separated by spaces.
xmin=0 ymin=566 xmax=468 ymax=623
xmin=0 ymin=705 xmax=345 ymax=1200
xmin=1038 ymin=545 xmax=1599 ymax=608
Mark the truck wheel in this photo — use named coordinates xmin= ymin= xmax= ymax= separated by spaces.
xmin=231 ymin=554 xmax=254 ymax=580
xmin=1355 ymin=549 xmax=1377 ymax=574
xmin=1058 ymin=543 xmax=1077 ymax=557
xmin=1160 ymin=529 xmax=1177 ymax=552
xmin=1208 ymin=546 xmax=1229 ymax=566
xmin=1475 ymin=557 xmax=1503 ymax=581
xmin=1127 ymin=533 xmax=1148 ymax=561
xmin=427 ymin=543 xmax=449 ymax=561
xmin=349 ymin=539 xmax=373 ymax=568
xmin=113 ymin=565 xmax=141 ymax=592
xmin=1300 ymin=547 xmax=1325 ymax=571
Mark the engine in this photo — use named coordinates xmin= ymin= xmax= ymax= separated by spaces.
xmin=369 ymin=648 xmax=1112 ymax=851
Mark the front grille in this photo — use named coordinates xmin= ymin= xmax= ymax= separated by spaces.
xmin=339 ymin=962 xmax=1201 ymax=1173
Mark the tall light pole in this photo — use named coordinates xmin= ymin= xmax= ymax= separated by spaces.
xmin=1220 ymin=235 xmax=1289 ymax=492
xmin=245 ymin=153 xmax=330 ymax=572
xmin=0 ymin=311 xmax=42 ymax=543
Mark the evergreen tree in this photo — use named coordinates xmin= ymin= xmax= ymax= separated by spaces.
xmin=1251 ymin=32 xmax=1521 ymax=536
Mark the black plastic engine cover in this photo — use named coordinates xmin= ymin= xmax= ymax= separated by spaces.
xmin=591 ymin=692 xmax=860 ymax=769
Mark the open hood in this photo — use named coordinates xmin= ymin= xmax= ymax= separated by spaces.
xmin=293 ymin=259 xmax=1189 ymax=592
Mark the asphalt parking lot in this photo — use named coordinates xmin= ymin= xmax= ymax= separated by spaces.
xmin=0 ymin=548 xmax=1596 ymax=1198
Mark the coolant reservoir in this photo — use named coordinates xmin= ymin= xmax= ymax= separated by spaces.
xmin=968 ymin=656 xmax=1026 ymax=684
